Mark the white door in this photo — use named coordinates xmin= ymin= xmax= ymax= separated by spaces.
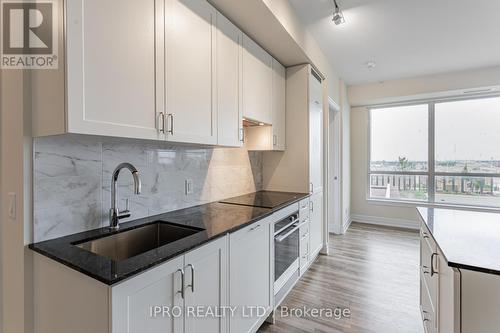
xmin=309 ymin=192 xmax=323 ymax=258
xmin=164 ymin=0 xmax=217 ymax=144
xmin=229 ymin=218 xmax=272 ymax=333
xmin=216 ymin=12 xmax=243 ymax=147
xmin=184 ymin=237 xmax=228 ymax=333
xmin=309 ymin=71 xmax=323 ymax=194
xmin=272 ymin=58 xmax=286 ymax=151
xmin=242 ymin=34 xmax=273 ymax=125
xmin=66 ymin=0 xmax=164 ymax=140
xmin=111 ymin=256 xmax=184 ymax=333
xmin=328 ymin=99 xmax=343 ymax=234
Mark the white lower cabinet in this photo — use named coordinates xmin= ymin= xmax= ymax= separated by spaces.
xmin=309 ymin=192 xmax=323 ymax=259
xmin=111 ymin=236 xmax=228 ymax=333
xmin=112 ymin=256 xmax=184 ymax=333
xmin=35 ymin=202 xmax=323 ymax=333
xmin=184 ymin=238 xmax=228 ymax=333
xmin=229 ymin=215 xmax=273 ymax=333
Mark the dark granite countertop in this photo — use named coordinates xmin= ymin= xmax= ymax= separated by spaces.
xmin=418 ymin=207 xmax=500 ymax=275
xmin=29 ymin=191 xmax=308 ymax=285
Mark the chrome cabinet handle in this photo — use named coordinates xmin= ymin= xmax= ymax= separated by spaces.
xmin=310 ymin=201 xmax=314 ymax=212
xmin=176 ymin=268 xmax=185 ymax=299
xmin=239 ymin=128 xmax=244 ymax=142
xmin=167 ymin=113 xmax=174 ymax=135
xmin=249 ymin=224 xmax=261 ymax=232
xmin=431 ymin=253 xmax=438 ymax=276
xmin=420 ymin=230 xmax=429 ymax=239
xmin=273 ymin=134 xmax=277 ymax=146
xmin=186 ymin=264 xmax=195 ymax=293
xmin=309 ymin=183 xmax=314 ymax=194
xmin=158 ymin=112 xmax=165 ymax=133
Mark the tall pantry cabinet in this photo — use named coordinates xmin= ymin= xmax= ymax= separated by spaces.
xmin=263 ymin=64 xmax=324 ymax=259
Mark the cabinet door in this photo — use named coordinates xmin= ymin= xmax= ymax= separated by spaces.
xmin=309 ymin=192 xmax=323 ymax=258
xmin=308 ymin=71 xmax=323 ymax=193
xmin=165 ymin=0 xmax=217 ymax=144
xmin=111 ymin=256 xmax=184 ymax=333
xmin=229 ymin=218 xmax=272 ymax=333
xmin=216 ymin=12 xmax=243 ymax=147
xmin=184 ymin=237 xmax=228 ymax=333
xmin=272 ymin=58 xmax=286 ymax=151
xmin=242 ymin=34 xmax=273 ymax=125
xmin=66 ymin=0 xmax=164 ymax=140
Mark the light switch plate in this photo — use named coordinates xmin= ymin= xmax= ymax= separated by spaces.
xmin=185 ymin=179 xmax=194 ymax=195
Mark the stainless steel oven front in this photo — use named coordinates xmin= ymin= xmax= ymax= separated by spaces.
xmin=274 ymin=211 xmax=302 ymax=305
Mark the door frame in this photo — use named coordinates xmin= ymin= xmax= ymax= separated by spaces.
xmin=325 ymin=97 xmax=343 ymax=235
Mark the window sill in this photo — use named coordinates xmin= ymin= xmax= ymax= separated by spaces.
xmin=366 ymin=198 xmax=500 ymax=213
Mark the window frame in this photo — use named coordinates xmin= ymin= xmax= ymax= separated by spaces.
xmin=367 ymin=94 xmax=500 ymax=210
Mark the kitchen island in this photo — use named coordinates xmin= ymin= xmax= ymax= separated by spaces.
xmin=418 ymin=207 xmax=500 ymax=333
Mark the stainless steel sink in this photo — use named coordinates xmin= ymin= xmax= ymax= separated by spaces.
xmin=74 ymin=221 xmax=204 ymax=261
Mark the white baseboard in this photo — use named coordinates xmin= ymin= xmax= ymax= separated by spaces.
xmin=350 ymin=214 xmax=419 ymax=230
xmin=328 ymin=215 xmax=353 ymax=235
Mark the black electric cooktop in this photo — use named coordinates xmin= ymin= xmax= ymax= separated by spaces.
xmin=219 ymin=190 xmax=306 ymax=209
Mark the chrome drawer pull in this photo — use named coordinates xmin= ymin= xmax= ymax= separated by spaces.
xmin=431 ymin=253 xmax=438 ymax=276
xmin=176 ymin=268 xmax=185 ymax=299
xmin=186 ymin=264 xmax=195 ymax=293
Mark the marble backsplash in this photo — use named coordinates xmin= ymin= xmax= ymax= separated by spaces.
xmin=33 ymin=135 xmax=263 ymax=242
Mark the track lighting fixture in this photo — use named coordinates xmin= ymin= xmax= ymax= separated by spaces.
xmin=332 ymin=0 xmax=345 ymax=25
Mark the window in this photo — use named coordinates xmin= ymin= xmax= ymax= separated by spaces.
xmin=369 ymin=96 xmax=500 ymax=208
xmin=369 ymin=104 xmax=429 ymax=201
xmin=434 ymin=97 xmax=500 ymax=207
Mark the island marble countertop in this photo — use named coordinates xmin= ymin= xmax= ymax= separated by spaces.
xmin=418 ymin=207 xmax=500 ymax=275
xmin=29 ymin=191 xmax=308 ymax=285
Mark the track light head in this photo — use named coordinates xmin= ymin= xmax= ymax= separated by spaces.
xmin=332 ymin=0 xmax=345 ymax=25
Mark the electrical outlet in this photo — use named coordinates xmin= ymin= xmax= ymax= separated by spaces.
xmin=185 ymin=179 xmax=194 ymax=195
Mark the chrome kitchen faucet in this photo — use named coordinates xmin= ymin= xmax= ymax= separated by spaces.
xmin=109 ymin=163 xmax=142 ymax=229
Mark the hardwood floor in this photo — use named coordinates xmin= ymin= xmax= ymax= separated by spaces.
xmin=258 ymin=222 xmax=424 ymax=333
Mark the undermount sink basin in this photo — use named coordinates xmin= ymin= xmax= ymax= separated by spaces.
xmin=74 ymin=221 xmax=204 ymax=261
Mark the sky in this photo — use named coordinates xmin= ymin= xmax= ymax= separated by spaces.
xmin=370 ymin=96 xmax=500 ymax=162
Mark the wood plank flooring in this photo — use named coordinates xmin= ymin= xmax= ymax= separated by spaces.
xmin=258 ymin=222 xmax=424 ymax=333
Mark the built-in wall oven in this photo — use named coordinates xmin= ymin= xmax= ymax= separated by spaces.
xmin=274 ymin=211 xmax=302 ymax=306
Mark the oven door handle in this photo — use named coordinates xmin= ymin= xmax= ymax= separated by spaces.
xmin=274 ymin=217 xmax=300 ymax=236
xmin=275 ymin=222 xmax=305 ymax=242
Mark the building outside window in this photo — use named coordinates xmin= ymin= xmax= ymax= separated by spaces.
xmin=368 ymin=96 xmax=500 ymax=208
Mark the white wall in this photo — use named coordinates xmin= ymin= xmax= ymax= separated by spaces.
xmin=349 ymin=65 xmax=500 ymax=107
xmin=1 ymin=69 xmax=33 ymax=332
xmin=348 ymin=65 xmax=500 ymax=229
xmin=340 ymin=82 xmax=351 ymax=231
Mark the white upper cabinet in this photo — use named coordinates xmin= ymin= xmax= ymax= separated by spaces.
xmin=35 ymin=0 xmax=287 ymax=148
xmin=66 ymin=0 xmax=163 ymax=140
xmin=242 ymin=34 xmax=273 ymax=125
xmin=272 ymin=59 xmax=286 ymax=151
xmin=216 ymin=12 xmax=243 ymax=147
xmin=164 ymin=0 xmax=217 ymax=144
xmin=308 ymin=70 xmax=323 ymax=194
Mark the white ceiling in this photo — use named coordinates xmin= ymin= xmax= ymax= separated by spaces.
xmin=288 ymin=0 xmax=500 ymax=85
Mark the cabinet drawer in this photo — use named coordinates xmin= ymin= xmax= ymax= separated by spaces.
xmin=420 ymin=229 xmax=438 ymax=312
xmin=299 ymin=199 xmax=309 ymax=219
xmin=421 ymin=275 xmax=436 ymax=333
xmin=299 ymin=233 xmax=309 ymax=271
xmin=299 ymin=220 xmax=309 ymax=238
